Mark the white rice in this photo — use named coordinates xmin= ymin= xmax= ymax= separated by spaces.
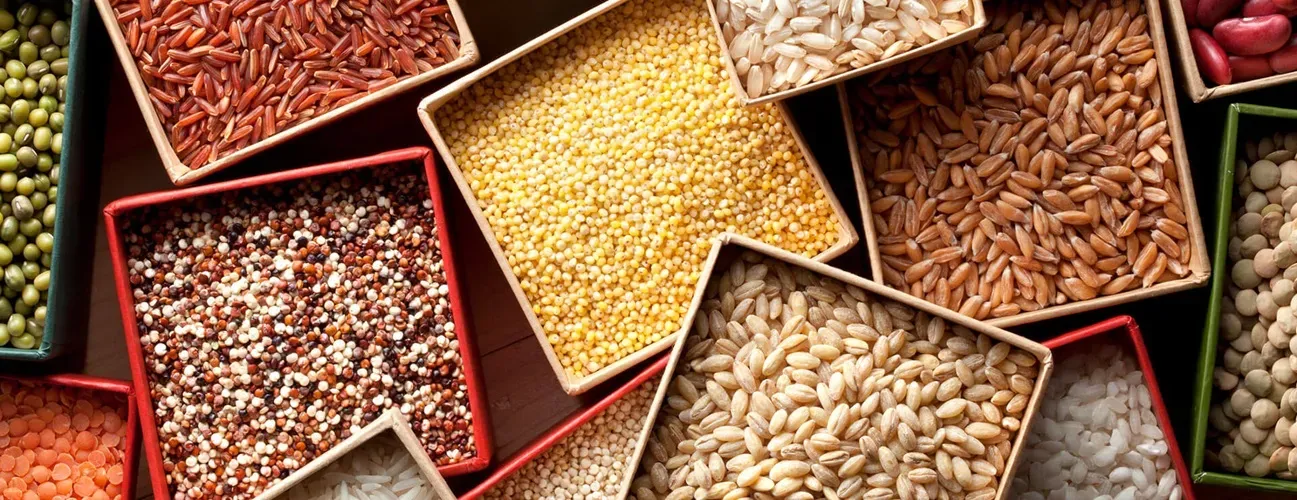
xmin=286 ymin=432 xmax=438 ymax=500
xmin=1012 ymin=341 xmax=1183 ymax=500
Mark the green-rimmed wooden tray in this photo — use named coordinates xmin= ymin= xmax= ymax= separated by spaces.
xmin=1191 ymin=103 xmax=1297 ymax=493
xmin=0 ymin=0 xmax=105 ymax=362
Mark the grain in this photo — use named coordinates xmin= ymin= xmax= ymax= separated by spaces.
xmin=849 ymin=0 xmax=1192 ymax=321
xmin=631 ymin=250 xmax=1040 ymax=499
xmin=486 ymin=377 xmax=659 ymax=499
xmin=715 ymin=0 xmax=977 ymax=98
xmin=0 ymin=380 xmax=132 ymax=500
xmin=1012 ymin=340 xmax=1182 ymax=500
xmin=121 ymin=164 xmax=477 ymax=498
xmin=106 ymin=0 xmax=463 ymax=171
xmin=436 ymin=0 xmax=845 ymax=380
xmin=1209 ymin=131 xmax=1297 ymax=481
xmin=284 ymin=431 xmax=443 ymax=500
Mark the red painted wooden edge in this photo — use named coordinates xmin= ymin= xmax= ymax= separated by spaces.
xmin=1043 ymin=315 xmax=1196 ymax=500
xmin=0 ymin=373 xmax=141 ymax=499
xmin=101 ymin=147 xmax=491 ymax=498
xmin=459 ymin=354 xmax=671 ymax=499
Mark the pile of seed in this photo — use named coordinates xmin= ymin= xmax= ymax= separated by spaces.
xmin=849 ymin=0 xmax=1193 ymax=320
xmin=1012 ymin=341 xmax=1182 ymax=500
xmin=0 ymin=380 xmax=131 ymax=500
xmin=717 ymin=0 xmax=975 ymax=98
xmin=484 ymin=376 xmax=659 ymax=499
xmin=630 ymin=251 xmax=1041 ymax=500
xmin=1209 ymin=132 xmax=1297 ymax=479
xmin=121 ymin=163 xmax=475 ymax=499
xmin=106 ymin=0 xmax=463 ymax=170
xmin=0 ymin=1 xmax=71 ymax=350
xmin=436 ymin=0 xmax=844 ymax=381
xmin=284 ymin=431 xmax=442 ymax=500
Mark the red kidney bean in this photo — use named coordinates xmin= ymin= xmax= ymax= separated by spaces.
xmin=1242 ymin=0 xmax=1296 ymax=16
xmin=1213 ymin=15 xmax=1292 ymax=55
xmin=1191 ymin=28 xmax=1234 ymax=84
xmin=1199 ymin=0 xmax=1246 ymax=27
xmin=1231 ymin=55 xmax=1277 ymax=80
xmin=1276 ymin=0 xmax=1297 ymax=8
xmin=1183 ymin=0 xmax=1201 ymax=25
xmin=1270 ymin=37 xmax=1297 ymax=72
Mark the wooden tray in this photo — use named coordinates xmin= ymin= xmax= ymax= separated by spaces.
xmin=709 ymin=0 xmax=988 ymax=106
xmin=1163 ymin=0 xmax=1297 ymax=102
xmin=102 ymin=148 xmax=492 ymax=498
xmin=1190 ymin=103 xmax=1297 ymax=493
xmin=838 ymin=0 xmax=1210 ymax=328
xmin=91 ymin=0 xmax=479 ymax=185
xmin=259 ymin=410 xmax=458 ymax=500
xmin=629 ymin=233 xmax=1055 ymax=500
xmin=416 ymin=0 xmax=859 ymax=396
xmin=1041 ymin=315 xmax=1195 ymax=500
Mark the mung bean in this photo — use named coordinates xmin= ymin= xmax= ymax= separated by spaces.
xmin=0 ymin=1 xmax=68 ymax=350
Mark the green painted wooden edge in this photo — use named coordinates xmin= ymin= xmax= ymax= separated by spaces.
xmin=1190 ymin=103 xmax=1297 ymax=492
xmin=0 ymin=0 xmax=96 ymax=362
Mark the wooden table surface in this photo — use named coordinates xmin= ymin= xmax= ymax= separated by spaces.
xmin=8 ymin=0 xmax=1297 ymax=497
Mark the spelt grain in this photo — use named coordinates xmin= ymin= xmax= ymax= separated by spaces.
xmin=850 ymin=0 xmax=1192 ymax=321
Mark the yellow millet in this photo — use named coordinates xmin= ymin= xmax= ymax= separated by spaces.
xmin=436 ymin=0 xmax=842 ymax=379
